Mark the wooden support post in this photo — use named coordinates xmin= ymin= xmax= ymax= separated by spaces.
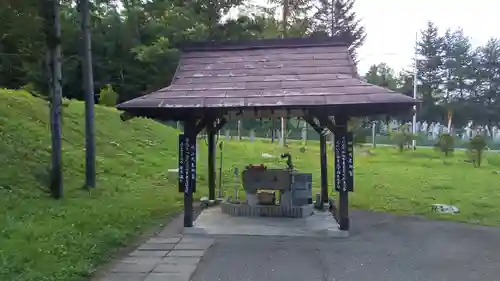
xmin=179 ymin=117 xmax=209 ymax=228
xmin=338 ymin=190 xmax=349 ymax=230
xmin=304 ymin=116 xmax=328 ymax=204
xmin=182 ymin=119 xmax=196 ymax=227
xmin=316 ymin=115 xmax=352 ymax=232
xmin=333 ymin=116 xmax=350 ymax=231
xmin=319 ymin=134 xmax=328 ymax=203
xmin=207 ymin=125 xmax=216 ymax=201
xmin=206 ymin=117 xmax=227 ymax=201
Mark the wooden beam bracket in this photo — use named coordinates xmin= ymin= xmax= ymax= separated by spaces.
xmin=303 ymin=115 xmax=322 ymax=134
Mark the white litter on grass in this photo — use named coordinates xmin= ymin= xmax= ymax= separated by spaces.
xmin=431 ymin=204 xmax=460 ymax=214
xmin=167 ymin=168 xmax=178 ymax=173
xmin=261 ymin=153 xmax=275 ymax=158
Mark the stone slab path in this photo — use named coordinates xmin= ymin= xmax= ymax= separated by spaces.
xmin=99 ymin=236 xmax=214 ymax=281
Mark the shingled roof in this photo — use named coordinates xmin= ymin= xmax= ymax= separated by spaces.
xmin=117 ymin=36 xmax=418 ymax=120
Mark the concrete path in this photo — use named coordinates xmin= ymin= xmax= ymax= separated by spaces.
xmin=99 ymin=235 xmax=214 ymax=281
xmin=95 ymin=209 xmax=500 ymax=281
xmin=191 ymin=210 xmax=500 ymax=281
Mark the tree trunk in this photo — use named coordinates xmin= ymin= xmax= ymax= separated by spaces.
xmin=282 ymin=0 xmax=289 ymax=38
xmin=44 ymin=0 xmax=63 ymax=199
xmin=80 ymin=0 xmax=96 ymax=188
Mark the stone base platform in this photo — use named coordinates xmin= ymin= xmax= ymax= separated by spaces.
xmin=220 ymin=201 xmax=314 ymax=218
xmin=184 ymin=207 xmax=348 ymax=238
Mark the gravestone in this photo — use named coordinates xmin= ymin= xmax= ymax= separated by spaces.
xmin=301 ymin=121 xmax=307 ymax=145
xmin=421 ymin=121 xmax=428 ymax=133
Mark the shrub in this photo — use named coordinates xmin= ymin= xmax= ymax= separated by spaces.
xmin=435 ymin=133 xmax=454 ymax=157
xmin=467 ymin=135 xmax=487 ymax=167
xmin=98 ymin=84 xmax=118 ymax=106
xmin=20 ymin=83 xmax=47 ymax=100
xmin=390 ymin=124 xmax=415 ymax=152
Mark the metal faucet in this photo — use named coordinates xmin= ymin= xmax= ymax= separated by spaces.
xmin=280 ymin=153 xmax=294 ymax=170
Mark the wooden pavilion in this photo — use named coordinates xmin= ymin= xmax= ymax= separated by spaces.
xmin=116 ymin=35 xmax=418 ymax=231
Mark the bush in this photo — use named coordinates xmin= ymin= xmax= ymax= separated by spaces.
xmin=435 ymin=133 xmax=454 ymax=157
xmin=467 ymin=135 xmax=487 ymax=167
xmin=20 ymin=83 xmax=47 ymax=100
xmin=98 ymin=84 xmax=118 ymax=106
xmin=390 ymin=124 xmax=415 ymax=152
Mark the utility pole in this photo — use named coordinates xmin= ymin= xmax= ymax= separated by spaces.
xmin=412 ymin=31 xmax=418 ymax=151
xmin=44 ymin=0 xmax=64 ymax=199
xmin=80 ymin=0 xmax=96 ymax=188
xmin=280 ymin=0 xmax=289 ymax=148
xmin=280 ymin=118 xmax=286 ymax=147
xmin=372 ymin=121 xmax=376 ymax=148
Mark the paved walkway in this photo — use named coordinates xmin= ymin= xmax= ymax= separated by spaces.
xmin=100 ymin=235 xmax=214 ymax=281
xmin=192 ymin=210 xmax=500 ymax=281
xmin=97 ymin=210 xmax=500 ymax=281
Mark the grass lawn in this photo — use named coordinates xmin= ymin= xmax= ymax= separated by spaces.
xmin=217 ymin=139 xmax=500 ymax=226
xmin=2 ymin=89 xmax=500 ymax=281
xmin=0 ymin=90 xmax=189 ymax=281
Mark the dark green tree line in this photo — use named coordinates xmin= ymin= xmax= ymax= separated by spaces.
xmin=1 ymin=0 xmax=366 ymax=103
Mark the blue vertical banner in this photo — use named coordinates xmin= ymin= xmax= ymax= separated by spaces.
xmin=183 ymin=134 xmax=191 ymax=194
xmin=178 ymin=134 xmax=186 ymax=193
xmin=334 ymin=133 xmax=345 ymax=192
xmin=346 ymin=132 xmax=354 ymax=192
xmin=188 ymin=133 xmax=197 ymax=193
xmin=335 ymin=131 xmax=354 ymax=192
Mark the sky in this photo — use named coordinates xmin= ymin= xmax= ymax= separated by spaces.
xmin=354 ymin=0 xmax=500 ymax=75
xmin=236 ymin=0 xmax=500 ymax=75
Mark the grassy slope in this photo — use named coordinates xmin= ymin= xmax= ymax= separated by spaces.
xmin=2 ymin=90 xmax=500 ymax=281
xmin=0 ymin=90 xmax=191 ymax=281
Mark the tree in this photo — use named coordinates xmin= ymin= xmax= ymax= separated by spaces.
xmin=99 ymin=84 xmax=118 ymax=106
xmin=442 ymin=28 xmax=474 ymax=102
xmin=41 ymin=0 xmax=64 ymax=199
xmin=390 ymin=124 xmax=415 ymax=152
xmin=1 ymin=0 xmax=46 ymax=91
xmin=264 ymin=0 xmax=314 ymax=147
xmin=441 ymin=28 xmax=475 ymax=128
xmin=79 ymin=0 xmax=96 ymax=189
xmin=266 ymin=0 xmax=314 ymax=38
xmin=357 ymin=21 xmax=500 ymax=136
xmin=1 ymin=0 xmax=308 ymax=105
xmin=313 ymin=0 xmax=366 ymax=62
xmin=468 ymin=135 xmax=487 ymax=167
xmin=364 ymin=63 xmax=399 ymax=90
xmin=473 ymin=38 xmax=500 ymax=133
xmin=417 ymin=21 xmax=445 ymax=122
xmin=435 ymin=133 xmax=454 ymax=157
